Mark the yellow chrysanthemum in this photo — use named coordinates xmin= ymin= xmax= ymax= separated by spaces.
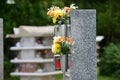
xmin=53 ymin=17 xmax=57 ymax=24
xmin=52 ymin=43 xmax=61 ymax=54
xmin=54 ymin=10 xmax=64 ymax=17
xmin=52 ymin=10 xmax=64 ymax=24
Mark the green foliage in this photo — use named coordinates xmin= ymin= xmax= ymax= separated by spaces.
xmin=4 ymin=55 xmax=19 ymax=80
xmin=4 ymin=55 xmax=12 ymax=79
xmin=113 ymin=70 xmax=120 ymax=80
xmin=97 ymin=0 xmax=120 ymax=45
xmin=99 ymin=43 xmax=120 ymax=79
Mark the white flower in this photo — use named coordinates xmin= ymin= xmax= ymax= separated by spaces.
xmin=70 ymin=4 xmax=78 ymax=9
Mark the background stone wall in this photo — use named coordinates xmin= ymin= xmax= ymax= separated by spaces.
xmin=0 ymin=19 xmax=3 ymax=80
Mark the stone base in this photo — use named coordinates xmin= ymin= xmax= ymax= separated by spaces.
xmin=20 ymin=76 xmax=54 ymax=80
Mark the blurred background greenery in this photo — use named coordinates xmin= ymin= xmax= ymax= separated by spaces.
xmin=0 ymin=0 xmax=120 ymax=80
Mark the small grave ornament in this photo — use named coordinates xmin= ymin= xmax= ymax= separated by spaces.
xmin=54 ymin=54 xmax=61 ymax=70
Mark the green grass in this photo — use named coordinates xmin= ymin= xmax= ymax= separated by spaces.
xmin=97 ymin=68 xmax=114 ymax=80
xmin=54 ymin=74 xmax=114 ymax=80
xmin=54 ymin=74 xmax=63 ymax=80
xmin=97 ymin=75 xmax=113 ymax=80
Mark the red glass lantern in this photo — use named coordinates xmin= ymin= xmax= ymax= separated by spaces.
xmin=54 ymin=54 xmax=61 ymax=70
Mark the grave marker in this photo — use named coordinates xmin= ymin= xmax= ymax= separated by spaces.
xmin=70 ymin=10 xmax=96 ymax=80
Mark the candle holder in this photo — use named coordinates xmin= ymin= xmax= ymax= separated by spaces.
xmin=54 ymin=54 xmax=61 ymax=70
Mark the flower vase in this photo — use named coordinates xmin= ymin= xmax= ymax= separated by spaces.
xmin=60 ymin=55 xmax=66 ymax=72
xmin=54 ymin=25 xmax=60 ymax=37
xmin=54 ymin=24 xmax=69 ymax=37
xmin=59 ymin=24 xmax=67 ymax=36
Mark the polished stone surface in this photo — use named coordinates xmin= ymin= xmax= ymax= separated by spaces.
xmin=70 ymin=10 xmax=96 ymax=80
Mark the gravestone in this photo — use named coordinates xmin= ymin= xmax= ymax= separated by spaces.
xmin=70 ymin=10 xmax=96 ymax=80
xmin=0 ymin=19 xmax=3 ymax=80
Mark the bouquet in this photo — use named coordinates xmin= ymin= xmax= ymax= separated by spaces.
xmin=52 ymin=36 xmax=72 ymax=55
xmin=47 ymin=4 xmax=78 ymax=24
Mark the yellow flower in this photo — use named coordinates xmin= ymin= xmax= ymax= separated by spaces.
xmin=52 ymin=43 xmax=61 ymax=54
xmin=55 ymin=10 xmax=64 ymax=17
xmin=52 ymin=10 xmax=64 ymax=24
xmin=47 ymin=4 xmax=77 ymax=24
xmin=53 ymin=10 xmax=64 ymax=23
xmin=53 ymin=17 xmax=57 ymax=24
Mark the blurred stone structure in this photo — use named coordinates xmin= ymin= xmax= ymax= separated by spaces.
xmin=0 ymin=19 xmax=3 ymax=80
xmin=7 ymin=26 xmax=63 ymax=80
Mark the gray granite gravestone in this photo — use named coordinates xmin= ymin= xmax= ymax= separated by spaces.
xmin=0 ymin=19 xmax=3 ymax=80
xmin=70 ymin=10 xmax=96 ymax=80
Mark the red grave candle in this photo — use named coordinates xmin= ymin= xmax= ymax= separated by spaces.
xmin=54 ymin=54 xmax=61 ymax=70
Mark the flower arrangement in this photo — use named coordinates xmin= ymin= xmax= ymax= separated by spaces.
xmin=47 ymin=4 xmax=78 ymax=24
xmin=47 ymin=4 xmax=77 ymax=55
xmin=52 ymin=36 xmax=72 ymax=55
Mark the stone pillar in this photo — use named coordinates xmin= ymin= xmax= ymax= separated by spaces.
xmin=0 ymin=19 xmax=3 ymax=80
xmin=70 ymin=10 xmax=96 ymax=80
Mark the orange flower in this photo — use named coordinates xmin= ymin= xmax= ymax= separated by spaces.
xmin=54 ymin=36 xmax=64 ymax=43
xmin=64 ymin=7 xmax=71 ymax=12
xmin=47 ymin=10 xmax=55 ymax=17
xmin=54 ymin=36 xmax=72 ymax=44
xmin=66 ymin=37 xmax=72 ymax=44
